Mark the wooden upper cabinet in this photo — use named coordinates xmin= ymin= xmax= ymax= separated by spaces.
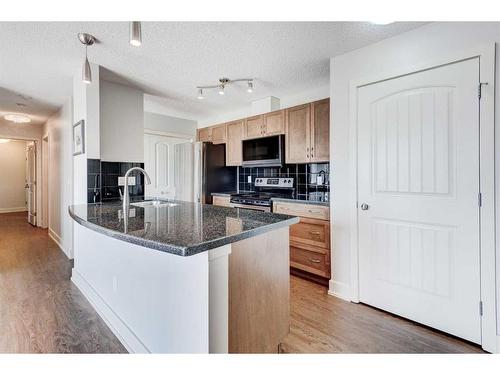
xmin=226 ymin=120 xmax=244 ymax=166
xmin=245 ymin=115 xmax=264 ymax=139
xmin=197 ymin=127 xmax=212 ymax=142
xmin=310 ymin=99 xmax=330 ymax=162
xmin=263 ymin=110 xmax=285 ymax=136
xmin=211 ymin=124 xmax=227 ymax=144
xmin=285 ymin=104 xmax=311 ymax=163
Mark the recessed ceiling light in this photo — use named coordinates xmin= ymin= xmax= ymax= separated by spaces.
xmin=370 ymin=21 xmax=394 ymax=25
xmin=0 ymin=139 xmax=11 ymax=144
xmin=4 ymin=114 xmax=31 ymax=123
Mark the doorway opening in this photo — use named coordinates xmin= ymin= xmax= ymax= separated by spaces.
xmin=0 ymin=138 xmax=37 ymax=225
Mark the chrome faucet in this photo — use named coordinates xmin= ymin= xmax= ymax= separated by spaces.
xmin=122 ymin=167 xmax=151 ymax=214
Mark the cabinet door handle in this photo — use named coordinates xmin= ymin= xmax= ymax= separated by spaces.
xmin=309 ymin=258 xmax=321 ymax=263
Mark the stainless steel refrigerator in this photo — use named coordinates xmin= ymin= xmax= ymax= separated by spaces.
xmin=174 ymin=142 xmax=237 ymax=204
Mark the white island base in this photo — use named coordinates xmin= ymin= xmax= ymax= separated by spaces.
xmin=71 ymin=223 xmax=290 ymax=353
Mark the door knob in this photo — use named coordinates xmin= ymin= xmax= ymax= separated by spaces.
xmin=360 ymin=203 xmax=369 ymax=210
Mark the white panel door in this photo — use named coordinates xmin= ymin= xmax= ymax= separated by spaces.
xmin=357 ymin=58 xmax=481 ymax=343
xmin=26 ymin=142 xmax=37 ymax=226
xmin=144 ymin=134 xmax=188 ymax=199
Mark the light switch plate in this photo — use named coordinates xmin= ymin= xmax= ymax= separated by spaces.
xmin=247 ymin=176 xmax=252 ymax=183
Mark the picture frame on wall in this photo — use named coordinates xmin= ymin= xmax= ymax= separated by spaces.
xmin=73 ymin=120 xmax=85 ymax=156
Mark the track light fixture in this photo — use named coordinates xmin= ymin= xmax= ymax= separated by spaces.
xmin=78 ymin=33 xmax=96 ymax=84
xmin=196 ymin=77 xmax=254 ymax=98
xmin=130 ymin=21 xmax=142 ymax=46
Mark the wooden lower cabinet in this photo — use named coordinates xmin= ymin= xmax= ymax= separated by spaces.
xmin=212 ymin=195 xmax=231 ymax=207
xmin=273 ymin=201 xmax=331 ymax=282
xmin=290 ymin=244 xmax=330 ymax=278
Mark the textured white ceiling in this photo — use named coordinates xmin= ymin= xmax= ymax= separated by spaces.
xmin=0 ymin=22 xmax=427 ymax=122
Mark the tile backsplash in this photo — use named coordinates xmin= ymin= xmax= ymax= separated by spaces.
xmin=238 ymin=163 xmax=330 ymax=202
xmin=87 ymin=159 xmax=145 ymax=203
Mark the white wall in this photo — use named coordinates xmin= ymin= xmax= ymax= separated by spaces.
xmin=73 ymin=64 xmax=100 ymax=206
xmin=329 ymin=21 xmax=500 ymax=345
xmin=144 ymin=112 xmax=197 ymax=137
xmin=100 ymin=80 xmax=144 ymax=162
xmin=42 ymin=98 xmax=74 ymax=258
xmin=0 ymin=140 xmax=27 ymax=212
xmin=197 ymin=84 xmax=330 ymax=127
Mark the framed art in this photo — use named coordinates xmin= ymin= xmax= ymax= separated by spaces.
xmin=73 ymin=120 xmax=85 ymax=156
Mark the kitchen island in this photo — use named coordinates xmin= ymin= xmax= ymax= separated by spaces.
xmin=69 ymin=200 xmax=298 ymax=353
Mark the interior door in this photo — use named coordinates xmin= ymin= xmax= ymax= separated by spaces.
xmin=26 ymin=142 xmax=37 ymax=226
xmin=357 ymin=58 xmax=481 ymax=343
xmin=144 ymin=134 xmax=188 ymax=199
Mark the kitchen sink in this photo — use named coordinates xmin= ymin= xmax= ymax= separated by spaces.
xmin=130 ymin=200 xmax=178 ymax=208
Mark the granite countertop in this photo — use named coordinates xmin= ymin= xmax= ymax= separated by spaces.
xmin=69 ymin=200 xmax=299 ymax=257
xmin=210 ymin=192 xmax=330 ymax=207
xmin=211 ymin=192 xmax=237 ymax=197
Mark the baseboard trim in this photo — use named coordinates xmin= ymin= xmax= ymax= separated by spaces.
xmin=71 ymin=269 xmax=149 ymax=353
xmin=48 ymin=228 xmax=69 ymax=258
xmin=328 ymin=280 xmax=352 ymax=302
xmin=0 ymin=207 xmax=27 ymax=213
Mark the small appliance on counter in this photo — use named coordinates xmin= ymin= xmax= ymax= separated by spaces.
xmin=230 ymin=177 xmax=294 ymax=212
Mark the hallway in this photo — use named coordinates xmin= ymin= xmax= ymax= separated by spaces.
xmin=0 ymin=212 xmax=125 ymax=353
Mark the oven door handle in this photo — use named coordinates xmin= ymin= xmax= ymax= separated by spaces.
xmin=229 ymin=203 xmax=271 ymax=212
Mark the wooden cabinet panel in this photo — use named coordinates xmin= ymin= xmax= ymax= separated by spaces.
xmin=311 ymin=99 xmax=330 ymax=162
xmin=197 ymin=127 xmax=212 ymax=142
xmin=273 ymin=201 xmax=329 ymax=221
xmin=285 ymin=104 xmax=310 ymax=163
xmin=290 ymin=245 xmax=330 ymax=278
xmin=245 ymin=115 xmax=264 ymax=139
xmin=211 ymin=124 xmax=227 ymax=144
xmin=264 ymin=110 xmax=285 ymax=136
xmin=290 ymin=217 xmax=330 ymax=249
xmin=213 ymin=195 xmax=231 ymax=207
xmin=226 ymin=120 xmax=244 ymax=166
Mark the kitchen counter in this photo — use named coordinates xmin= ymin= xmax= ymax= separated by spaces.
xmin=210 ymin=192 xmax=330 ymax=207
xmin=69 ymin=200 xmax=298 ymax=257
xmin=70 ymin=198 xmax=296 ymax=353
xmin=270 ymin=197 xmax=330 ymax=207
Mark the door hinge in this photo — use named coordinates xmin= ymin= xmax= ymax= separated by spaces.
xmin=478 ymin=82 xmax=489 ymax=99
xmin=478 ymin=193 xmax=482 ymax=207
xmin=479 ymin=301 xmax=484 ymax=316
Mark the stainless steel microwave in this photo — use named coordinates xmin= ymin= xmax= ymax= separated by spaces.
xmin=242 ymin=135 xmax=284 ymax=167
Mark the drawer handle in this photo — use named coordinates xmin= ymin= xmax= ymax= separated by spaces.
xmin=309 ymin=231 xmax=321 ymax=235
xmin=309 ymin=258 xmax=321 ymax=263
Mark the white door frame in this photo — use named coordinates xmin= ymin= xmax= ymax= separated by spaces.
xmin=0 ymin=134 xmax=42 ymax=227
xmin=348 ymin=44 xmax=496 ymax=352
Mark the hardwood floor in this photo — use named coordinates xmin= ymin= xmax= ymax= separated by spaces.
xmin=0 ymin=212 xmax=126 ymax=353
xmin=281 ymin=275 xmax=485 ymax=353
xmin=0 ymin=212 xmax=485 ymax=354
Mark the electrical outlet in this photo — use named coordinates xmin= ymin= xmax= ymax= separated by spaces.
xmin=247 ymin=176 xmax=252 ymax=183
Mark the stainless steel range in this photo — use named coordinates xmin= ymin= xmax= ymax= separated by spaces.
xmin=230 ymin=177 xmax=294 ymax=212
